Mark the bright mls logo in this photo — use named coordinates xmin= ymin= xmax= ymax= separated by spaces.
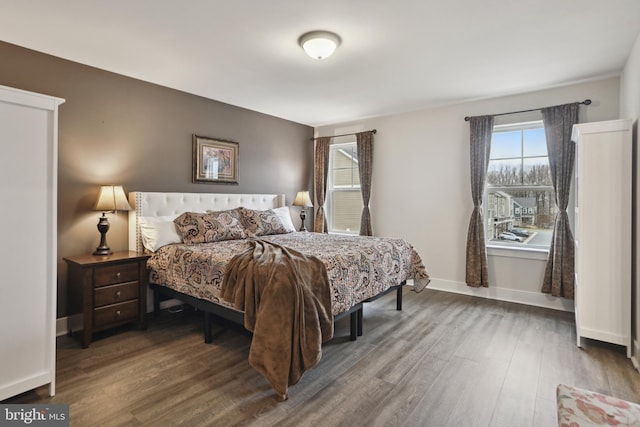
xmin=1 ymin=405 xmax=69 ymax=426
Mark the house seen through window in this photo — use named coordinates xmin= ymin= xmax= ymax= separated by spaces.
xmin=327 ymin=142 xmax=362 ymax=234
xmin=486 ymin=121 xmax=555 ymax=249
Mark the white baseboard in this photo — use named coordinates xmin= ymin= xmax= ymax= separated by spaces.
xmin=427 ymin=278 xmax=575 ymax=312
xmin=155 ymin=298 xmax=184 ymax=311
xmin=631 ymin=339 xmax=640 ymax=371
xmin=56 ymin=314 xmax=83 ymax=337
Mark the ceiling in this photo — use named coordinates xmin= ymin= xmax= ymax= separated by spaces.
xmin=1 ymin=1 xmax=640 ymax=127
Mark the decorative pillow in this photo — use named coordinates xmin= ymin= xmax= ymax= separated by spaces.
xmin=272 ymin=206 xmax=296 ymax=233
xmin=174 ymin=209 xmax=247 ymax=244
xmin=238 ymin=207 xmax=291 ymax=236
xmin=138 ymin=215 xmax=182 ymax=252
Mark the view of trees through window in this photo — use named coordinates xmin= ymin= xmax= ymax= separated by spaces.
xmin=486 ymin=122 xmax=555 ymax=248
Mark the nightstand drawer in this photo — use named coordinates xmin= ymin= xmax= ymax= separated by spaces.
xmin=94 ymin=263 xmax=138 ymax=287
xmin=94 ymin=282 xmax=139 ymax=307
xmin=94 ymin=300 xmax=139 ymax=327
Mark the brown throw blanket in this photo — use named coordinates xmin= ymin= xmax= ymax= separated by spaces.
xmin=220 ymin=239 xmax=334 ymax=401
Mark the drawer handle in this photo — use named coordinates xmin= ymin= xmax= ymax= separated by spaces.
xmin=115 ymin=310 xmax=121 ymax=317
xmin=115 ymin=290 xmax=122 ymax=298
xmin=116 ymin=272 xmax=121 ymax=279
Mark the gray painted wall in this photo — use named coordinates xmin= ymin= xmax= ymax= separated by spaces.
xmin=0 ymin=41 xmax=314 ymax=317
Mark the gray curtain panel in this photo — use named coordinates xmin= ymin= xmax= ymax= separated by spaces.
xmin=466 ymin=115 xmax=494 ymax=287
xmin=541 ymin=103 xmax=578 ymax=298
xmin=356 ymin=131 xmax=374 ymax=236
xmin=313 ymin=137 xmax=331 ymax=233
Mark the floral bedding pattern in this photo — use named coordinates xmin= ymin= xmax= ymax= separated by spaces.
xmin=557 ymin=384 xmax=640 ymax=426
xmin=147 ymin=232 xmax=430 ymax=316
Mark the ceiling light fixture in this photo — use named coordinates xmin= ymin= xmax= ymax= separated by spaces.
xmin=298 ymin=31 xmax=341 ymax=60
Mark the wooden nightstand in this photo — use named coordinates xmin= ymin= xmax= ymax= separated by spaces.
xmin=65 ymin=251 xmax=150 ymax=348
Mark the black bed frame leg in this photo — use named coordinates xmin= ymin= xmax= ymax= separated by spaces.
xmin=153 ymin=288 xmax=160 ymax=317
xmin=350 ymin=311 xmax=358 ymax=341
xmin=204 ymin=312 xmax=212 ymax=344
xmin=397 ymin=286 xmax=403 ymax=311
xmin=357 ymin=306 xmax=363 ymax=336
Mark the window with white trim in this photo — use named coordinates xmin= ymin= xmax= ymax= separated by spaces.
xmin=326 ymin=142 xmax=362 ymax=234
xmin=486 ymin=121 xmax=555 ymax=250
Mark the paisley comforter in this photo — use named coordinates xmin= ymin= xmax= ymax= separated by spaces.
xmin=148 ymin=232 xmax=430 ymax=316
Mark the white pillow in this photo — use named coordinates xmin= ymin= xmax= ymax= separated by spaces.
xmin=272 ymin=206 xmax=296 ymax=233
xmin=138 ymin=215 xmax=182 ymax=252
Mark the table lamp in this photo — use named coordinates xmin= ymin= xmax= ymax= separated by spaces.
xmin=293 ymin=191 xmax=313 ymax=232
xmin=93 ymin=185 xmax=131 ymax=255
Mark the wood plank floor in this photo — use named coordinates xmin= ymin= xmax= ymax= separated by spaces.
xmin=4 ymin=288 xmax=640 ymax=426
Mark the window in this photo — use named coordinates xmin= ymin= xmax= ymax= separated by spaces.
xmin=486 ymin=121 xmax=555 ymax=249
xmin=327 ymin=142 xmax=362 ymax=234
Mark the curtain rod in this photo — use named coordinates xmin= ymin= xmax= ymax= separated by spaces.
xmin=310 ymin=129 xmax=377 ymax=141
xmin=463 ymin=99 xmax=591 ymax=122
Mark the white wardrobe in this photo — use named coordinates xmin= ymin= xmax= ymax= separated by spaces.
xmin=573 ymin=118 xmax=632 ymax=357
xmin=0 ymin=85 xmax=64 ymax=400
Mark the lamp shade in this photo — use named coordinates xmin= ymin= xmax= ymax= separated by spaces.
xmin=94 ymin=185 xmax=132 ymax=212
xmin=298 ymin=31 xmax=341 ymax=60
xmin=293 ymin=191 xmax=313 ymax=208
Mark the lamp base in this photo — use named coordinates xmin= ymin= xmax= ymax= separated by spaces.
xmin=299 ymin=208 xmax=308 ymax=232
xmin=93 ymin=213 xmax=112 ymax=256
xmin=93 ymin=246 xmax=112 ymax=256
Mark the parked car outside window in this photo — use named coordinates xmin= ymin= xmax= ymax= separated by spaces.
xmin=508 ymin=228 xmax=530 ymax=238
xmin=498 ymin=232 xmax=523 ymax=242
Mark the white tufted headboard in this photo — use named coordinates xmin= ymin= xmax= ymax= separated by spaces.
xmin=128 ymin=191 xmax=286 ymax=253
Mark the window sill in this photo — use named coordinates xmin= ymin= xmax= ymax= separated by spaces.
xmin=486 ymin=244 xmax=549 ymax=261
xmin=328 ymin=231 xmax=359 ymax=236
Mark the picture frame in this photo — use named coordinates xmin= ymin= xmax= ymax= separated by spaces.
xmin=192 ymin=134 xmax=239 ymax=184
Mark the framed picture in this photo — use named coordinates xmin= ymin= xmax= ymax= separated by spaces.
xmin=192 ymin=135 xmax=239 ymax=184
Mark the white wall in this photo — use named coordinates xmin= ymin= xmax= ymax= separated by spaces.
xmin=621 ymin=34 xmax=640 ymax=119
xmin=620 ymin=31 xmax=640 ymax=368
xmin=316 ymin=77 xmax=619 ymax=310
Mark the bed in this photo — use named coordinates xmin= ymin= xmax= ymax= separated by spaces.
xmin=128 ymin=191 xmax=429 ymax=399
